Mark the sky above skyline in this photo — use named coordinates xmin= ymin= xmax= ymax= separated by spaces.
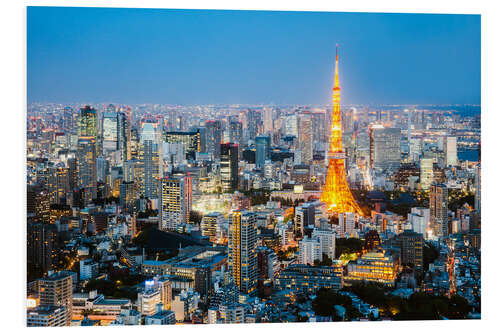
xmin=27 ymin=7 xmax=481 ymax=105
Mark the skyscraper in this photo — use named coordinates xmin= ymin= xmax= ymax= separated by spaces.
xmin=475 ymin=164 xmax=481 ymax=213
xmin=228 ymin=211 xmax=257 ymax=295
xmin=420 ymin=158 xmax=434 ymax=191
xmin=164 ymin=130 xmax=201 ymax=160
xmin=139 ymin=118 xmax=162 ymax=199
xmin=55 ymin=167 xmax=70 ymax=204
xmin=120 ymin=180 xmax=136 ymax=213
xmin=67 ymin=157 xmax=78 ymax=192
xmin=430 ymin=183 xmax=448 ymax=238
xmin=101 ymin=109 xmax=129 ymax=162
xmin=159 ymin=175 xmax=192 ymax=231
xmin=285 ymin=114 xmax=298 ymax=138
xmin=102 ymin=111 xmax=119 ymax=151
xmin=407 ymin=109 xmax=412 ymax=143
xmin=369 ymin=126 xmax=401 ymax=170
xmin=77 ymin=136 xmax=97 ymax=198
xmin=320 ymin=46 xmax=363 ymax=215
xmin=312 ymin=110 xmax=327 ymax=143
xmin=444 ymin=136 xmax=458 ymax=167
xmin=27 ymin=184 xmax=50 ymax=223
xmin=246 ymin=109 xmax=261 ymax=140
xmin=122 ymin=106 xmax=132 ymax=161
xmin=96 ymin=156 xmax=108 ymax=183
xmin=220 ymin=143 xmax=239 ymax=192
xmin=77 ymin=105 xmax=98 ymax=138
xmin=262 ymin=107 xmax=274 ymax=134
xmin=63 ymin=106 xmax=74 ymax=134
xmin=311 ymin=227 xmax=336 ymax=260
xmin=298 ymin=112 xmax=313 ymax=163
xmin=27 ymin=222 xmax=57 ymax=278
xmin=255 ymin=135 xmax=270 ymax=169
xmin=205 ymin=120 xmax=223 ymax=159
xmin=229 ymin=120 xmax=243 ymax=147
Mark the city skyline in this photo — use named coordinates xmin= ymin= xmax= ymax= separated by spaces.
xmin=28 ymin=7 xmax=480 ymax=105
xmin=25 ymin=6 xmax=481 ymax=327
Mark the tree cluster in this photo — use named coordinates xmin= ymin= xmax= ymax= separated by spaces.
xmin=312 ymin=288 xmax=362 ymax=320
xmin=313 ymin=253 xmax=333 ymax=267
xmin=335 ymin=237 xmax=364 ymax=258
xmin=344 ymin=282 xmax=471 ymax=320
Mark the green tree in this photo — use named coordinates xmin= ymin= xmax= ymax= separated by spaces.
xmin=312 ymin=288 xmax=361 ymax=320
xmin=335 ymin=238 xmax=364 ymax=258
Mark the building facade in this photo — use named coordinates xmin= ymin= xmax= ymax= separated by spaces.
xmin=228 ymin=211 xmax=258 ymax=295
xmin=159 ymin=175 xmax=192 ymax=231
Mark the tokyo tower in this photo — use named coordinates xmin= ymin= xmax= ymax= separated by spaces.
xmin=320 ymin=45 xmax=363 ymax=215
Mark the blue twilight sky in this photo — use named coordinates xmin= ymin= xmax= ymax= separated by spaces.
xmin=27 ymin=7 xmax=481 ymax=105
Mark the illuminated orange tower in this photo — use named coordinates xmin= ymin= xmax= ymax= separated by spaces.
xmin=320 ymin=45 xmax=363 ymax=215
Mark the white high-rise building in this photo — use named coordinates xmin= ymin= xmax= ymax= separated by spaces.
xmin=444 ymin=136 xmax=457 ymax=166
xmin=420 ymin=158 xmax=434 ymax=190
xmin=159 ymin=175 xmax=192 ymax=231
xmin=408 ymin=207 xmax=430 ymax=237
xmin=370 ymin=126 xmax=401 ymax=170
xmin=285 ymin=114 xmax=298 ymax=137
xmin=163 ymin=142 xmax=186 ymax=165
xmin=297 ymin=236 xmax=321 ymax=265
xmin=262 ymin=108 xmax=273 ymax=134
xmin=339 ymin=212 xmax=356 ymax=237
xmin=409 ymin=138 xmax=422 ymax=162
xmin=311 ymin=227 xmax=336 ymax=259
xmin=139 ymin=119 xmax=163 ymax=199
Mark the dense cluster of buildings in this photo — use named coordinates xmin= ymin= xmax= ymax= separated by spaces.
xmin=26 ymin=56 xmax=481 ymax=325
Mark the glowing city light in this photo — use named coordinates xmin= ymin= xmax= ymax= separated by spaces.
xmin=320 ymin=46 xmax=364 ymax=216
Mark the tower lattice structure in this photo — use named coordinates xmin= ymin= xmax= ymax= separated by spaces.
xmin=320 ymin=46 xmax=363 ymax=215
